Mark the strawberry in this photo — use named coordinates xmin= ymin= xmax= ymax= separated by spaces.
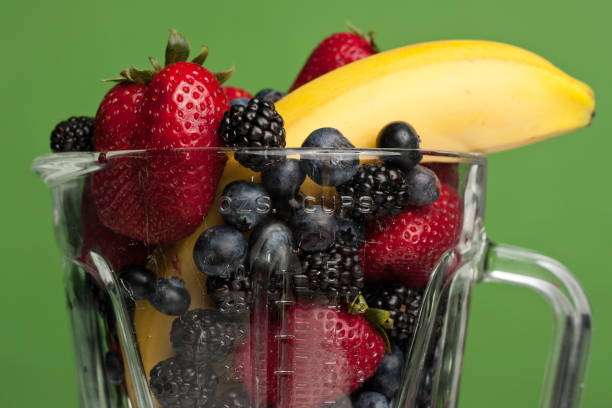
xmin=289 ymin=25 xmax=378 ymax=91
xmin=93 ymin=82 xmax=147 ymax=151
xmin=234 ymin=305 xmax=385 ymax=407
xmin=91 ymin=30 xmax=229 ymax=244
xmin=80 ymin=179 xmax=148 ymax=274
xmin=360 ymin=183 xmax=463 ymax=288
xmin=222 ymin=85 xmax=252 ymax=101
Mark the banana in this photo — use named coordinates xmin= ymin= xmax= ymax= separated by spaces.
xmin=275 ymin=40 xmax=595 ymax=152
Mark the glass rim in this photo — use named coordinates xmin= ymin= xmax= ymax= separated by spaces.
xmin=34 ymin=147 xmax=485 ymax=161
xmin=32 ymin=147 xmax=486 ymax=186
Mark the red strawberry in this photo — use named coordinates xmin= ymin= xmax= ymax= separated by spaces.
xmin=289 ymin=27 xmax=377 ymax=91
xmin=92 ymin=81 xmax=149 ymax=241
xmin=234 ymin=305 xmax=385 ymax=408
xmin=91 ymin=30 xmax=228 ymax=244
xmin=360 ymin=183 xmax=463 ymax=288
xmin=222 ymin=85 xmax=252 ymax=101
xmin=80 ymin=179 xmax=148 ymax=274
xmin=93 ymin=82 xmax=147 ymax=151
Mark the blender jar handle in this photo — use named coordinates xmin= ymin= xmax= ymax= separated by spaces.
xmin=483 ymin=241 xmax=592 ymax=408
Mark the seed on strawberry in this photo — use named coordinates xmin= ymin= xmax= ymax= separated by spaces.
xmin=289 ymin=26 xmax=378 ymax=91
xmin=360 ymin=183 xmax=462 ymax=288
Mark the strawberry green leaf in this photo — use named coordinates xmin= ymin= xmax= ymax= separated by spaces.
xmin=148 ymin=57 xmax=162 ymax=72
xmin=191 ymin=45 xmax=209 ymax=65
xmin=345 ymin=20 xmax=379 ymax=53
xmin=367 ymin=30 xmax=380 ymax=53
xmin=213 ymin=65 xmax=234 ymax=85
xmin=165 ymin=29 xmax=190 ymax=66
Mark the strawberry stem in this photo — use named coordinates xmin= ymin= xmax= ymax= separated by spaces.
xmin=345 ymin=20 xmax=379 ymax=53
xmin=349 ymin=294 xmax=394 ymax=353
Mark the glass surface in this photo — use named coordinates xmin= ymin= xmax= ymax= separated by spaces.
xmin=32 ymin=148 xmax=591 ymax=408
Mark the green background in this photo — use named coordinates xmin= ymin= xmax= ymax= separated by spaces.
xmin=1 ymin=0 xmax=609 ymax=406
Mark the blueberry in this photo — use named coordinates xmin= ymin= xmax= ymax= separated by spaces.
xmin=229 ymin=97 xmax=249 ymax=106
xmin=377 ymin=121 xmax=423 ymax=169
xmin=119 ymin=264 xmax=155 ymax=300
xmin=354 ymin=391 xmax=389 ymax=408
xmin=301 ymin=127 xmax=359 ymax=186
xmin=104 ymin=350 xmax=124 ymax=385
xmin=262 ymin=159 xmax=306 ymax=197
xmin=365 ymin=343 xmax=405 ymax=400
xmin=254 ymin=88 xmax=286 ymax=103
xmin=193 ymin=225 xmax=248 ymax=277
xmin=249 ymin=219 xmax=295 ymax=271
xmin=290 ymin=206 xmax=339 ymax=252
xmin=272 ymin=191 xmax=304 ymax=221
xmin=335 ymin=216 xmax=365 ymax=248
xmin=220 ymin=181 xmax=271 ymax=231
xmin=405 ymin=165 xmax=440 ymax=206
xmin=149 ymin=277 xmax=191 ymax=315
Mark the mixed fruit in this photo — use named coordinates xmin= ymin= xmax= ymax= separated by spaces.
xmin=48 ymin=25 xmax=595 ymax=408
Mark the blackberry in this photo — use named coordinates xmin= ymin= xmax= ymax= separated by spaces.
xmin=295 ymin=244 xmax=364 ymax=303
xmin=364 ymin=283 xmax=422 ymax=348
xmin=50 ymin=116 xmax=94 ymax=152
xmin=149 ymin=356 xmax=218 ymax=408
xmin=170 ymin=309 xmax=247 ymax=363
xmin=218 ymin=98 xmax=286 ymax=171
xmin=215 ymin=387 xmax=253 ymax=408
xmin=206 ymin=265 xmax=252 ymax=315
xmin=337 ymin=163 xmax=412 ymax=219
